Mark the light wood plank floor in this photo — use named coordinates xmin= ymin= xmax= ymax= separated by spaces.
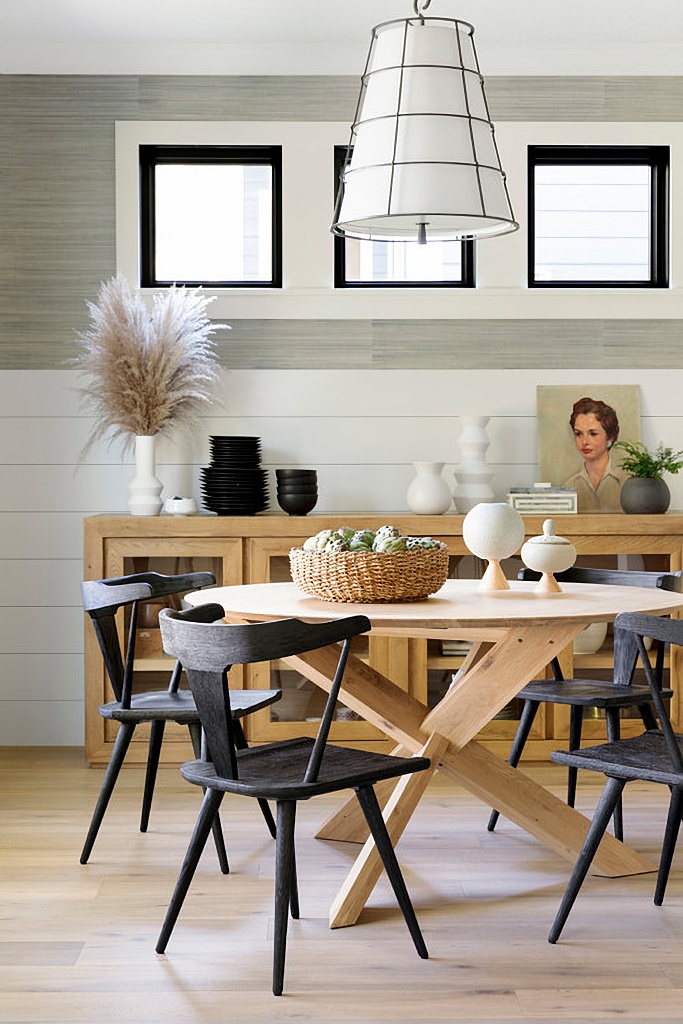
xmin=1 ymin=748 xmax=683 ymax=1023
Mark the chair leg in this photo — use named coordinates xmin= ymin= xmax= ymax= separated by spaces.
xmin=188 ymin=722 xmax=229 ymax=875
xmin=289 ymin=830 xmax=300 ymax=921
xmin=655 ymin=785 xmax=683 ymax=906
xmin=638 ymin=701 xmax=658 ymax=732
xmin=273 ymin=800 xmax=297 ymax=996
xmin=140 ymin=720 xmax=165 ymax=833
xmin=80 ymin=721 xmax=136 ymax=864
xmin=355 ymin=785 xmax=428 ymax=960
xmin=487 ymin=700 xmax=540 ymax=832
xmin=604 ymin=708 xmax=624 ymax=842
xmin=233 ymin=719 xmax=277 ymax=840
xmin=156 ymin=787 xmax=225 ymax=954
xmin=548 ymin=775 xmax=626 ymax=944
xmin=566 ymin=706 xmax=585 ymax=808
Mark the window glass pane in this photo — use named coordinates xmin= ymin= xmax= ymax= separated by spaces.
xmin=534 ymin=164 xmax=651 ymax=283
xmin=154 ymin=163 xmax=273 ymax=283
xmin=344 ymin=237 xmax=463 ymax=283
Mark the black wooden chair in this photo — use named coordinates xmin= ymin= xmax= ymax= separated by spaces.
xmin=487 ymin=566 xmax=682 ymax=840
xmin=81 ymin=572 xmax=281 ymax=866
xmin=156 ymin=605 xmax=430 ymax=996
xmin=549 ymin=610 xmax=683 ymax=943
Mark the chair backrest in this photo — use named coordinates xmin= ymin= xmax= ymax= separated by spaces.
xmin=82 ymin=571 xmax=216 ymax=706
xmin=517 ymin=566 xmax=682 ymax=685
xmin=518 ymin=565 xmax=682 ymax=591
xmin=614 ymin=612 xmax=683 ymax=773
xmin=159 ymin=606 xmax=371 ymax=784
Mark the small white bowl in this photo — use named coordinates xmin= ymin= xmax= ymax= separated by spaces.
xmin=163 ymin=496 xmax=197 ymax=516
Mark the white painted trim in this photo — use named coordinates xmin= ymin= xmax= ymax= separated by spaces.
xmin=117 ymin=119 xmax=683 ymax=319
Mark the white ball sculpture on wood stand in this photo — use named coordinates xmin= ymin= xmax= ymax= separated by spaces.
xmin=462 ymin=502 xmax=526 ymax=591
xmin=521 ymin=518 xmax=577 ymax=593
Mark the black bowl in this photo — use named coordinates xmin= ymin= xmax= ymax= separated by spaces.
xmin=276 ymin=469 xmax=317 ymax=479
xmin=277 ymin=485 xmax=318 ymax=496
xmin=277 ymin=492 xmax=318 ymax=515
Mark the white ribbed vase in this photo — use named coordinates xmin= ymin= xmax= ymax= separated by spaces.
xmin=406 ymin=461 xmax=452 ymax=515
xmin=453 ymin=415 xmax=494 ymax=513
xmin=128 ymin=435 xmax=163 ymax=516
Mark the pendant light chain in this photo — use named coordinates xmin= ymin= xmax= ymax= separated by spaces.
xmin=413 ymin=0 xmax=431 ymax=21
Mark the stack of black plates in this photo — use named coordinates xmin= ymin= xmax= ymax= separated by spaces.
xmin=201 ymin=436 xmax=269 ymax=515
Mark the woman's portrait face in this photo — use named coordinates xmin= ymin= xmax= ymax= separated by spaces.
xmin=572 ymin=412 xmax=610 ymax=464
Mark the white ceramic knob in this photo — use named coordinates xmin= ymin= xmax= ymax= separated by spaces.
xmin=521 ymin=518 xmax=577 ymax=593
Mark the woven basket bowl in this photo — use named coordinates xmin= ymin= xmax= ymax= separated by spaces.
xmin=289 ymin=544 xmax=450 ymax=603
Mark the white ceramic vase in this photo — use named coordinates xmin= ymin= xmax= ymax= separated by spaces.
xmin=128 ymin=435 xmax=163 ymax=516
xmin=573 ymin=621 xmax=608 ymax=655
xmin=406 ymin=461 xmax=452 ymax=515
xmin=453 ymin=415 xmax=494 ymax=513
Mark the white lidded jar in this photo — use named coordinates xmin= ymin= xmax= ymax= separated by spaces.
xmin=521 ymin=519 xmax=577 ymax=593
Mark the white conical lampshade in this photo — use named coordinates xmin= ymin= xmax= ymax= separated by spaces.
xmin=331 ymin=14 xmax=518 ymax=244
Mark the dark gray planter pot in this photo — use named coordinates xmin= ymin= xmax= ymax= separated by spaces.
xmin=620 ymin=476 xmax=671 ymax=514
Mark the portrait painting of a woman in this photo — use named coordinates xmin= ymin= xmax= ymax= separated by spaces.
xmin=562 ymin=396 xmax=629 ymax=512
xmin=536 ymin=384 xmax=641 ymax=514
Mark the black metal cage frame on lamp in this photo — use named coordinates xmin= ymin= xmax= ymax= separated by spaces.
xmin=331 ymin=0 xmax=518 ymax=245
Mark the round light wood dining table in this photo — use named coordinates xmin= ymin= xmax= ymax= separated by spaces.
xmin=186 ymin=577 xmax=683 ymax=928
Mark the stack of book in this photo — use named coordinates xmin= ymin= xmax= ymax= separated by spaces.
xmin=507 ymin=485 xmax=578 ymax=514
xmin=440 ymin=639 xmax=472 ymax=656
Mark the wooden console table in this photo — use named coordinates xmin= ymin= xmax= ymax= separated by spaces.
xmin=84 ymin=512 xmax=683 ymax=766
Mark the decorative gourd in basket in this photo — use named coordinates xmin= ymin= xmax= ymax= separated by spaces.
xmin=289 ymin=525 xmax=449 ymax=603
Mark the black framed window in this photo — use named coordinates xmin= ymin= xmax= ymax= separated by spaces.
xmin=528 ymin=145 xmax=669 ymax=288
xmin=140 ymin=145 xmax=282 ymax=288
xmin=333 ymin=147 xmax=475 ymax=288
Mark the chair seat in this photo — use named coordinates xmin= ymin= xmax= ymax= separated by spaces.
xmin=101 ymin=688 xmax=281 ymax=723
xmin=551 ymin=729 xmax=683 ymax=786
xmin=516 ymin=679 xmax=673 ymax=709
xmin=181 ymin=737 xmax=431 ymax=801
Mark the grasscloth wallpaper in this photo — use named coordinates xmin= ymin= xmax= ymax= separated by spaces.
xmin=1 ymin=74 xmax=683 ymax=370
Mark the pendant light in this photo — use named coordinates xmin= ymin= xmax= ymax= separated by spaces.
xmin=331 ymin=0 xmax=518 ymax=244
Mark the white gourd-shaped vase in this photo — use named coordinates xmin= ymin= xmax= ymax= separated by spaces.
xmin=453 ymin=416 xmax=494 ymax=513
xmin=128 ymin=434 xmax=163 ymax=516
xmin=406 ymin=461 xmax=452 ymax=515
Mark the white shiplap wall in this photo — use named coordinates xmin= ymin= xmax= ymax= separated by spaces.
xmin=3 ymin=365 xmax=683 ymax=745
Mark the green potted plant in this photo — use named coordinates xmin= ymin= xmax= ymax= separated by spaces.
xmin=612 ymin=440 xmax=683 ymax=514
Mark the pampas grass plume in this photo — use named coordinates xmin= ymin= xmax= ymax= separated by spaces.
xmin=74 ymin=276 xmax=224 ymax=458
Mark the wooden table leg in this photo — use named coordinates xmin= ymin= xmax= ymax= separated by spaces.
xmin=287 ymin=629 xmax=655 ymax=930
xmin=329 ymin=734 xmax=449 ymax=929
xmin=317 ymin=745 xmax=410 ymax=844
xmin=440 ymin=740 xmax=655 ymax=878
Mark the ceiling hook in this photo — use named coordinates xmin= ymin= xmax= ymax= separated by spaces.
xmin=413 ymin=0 xmax=432 ymax=22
